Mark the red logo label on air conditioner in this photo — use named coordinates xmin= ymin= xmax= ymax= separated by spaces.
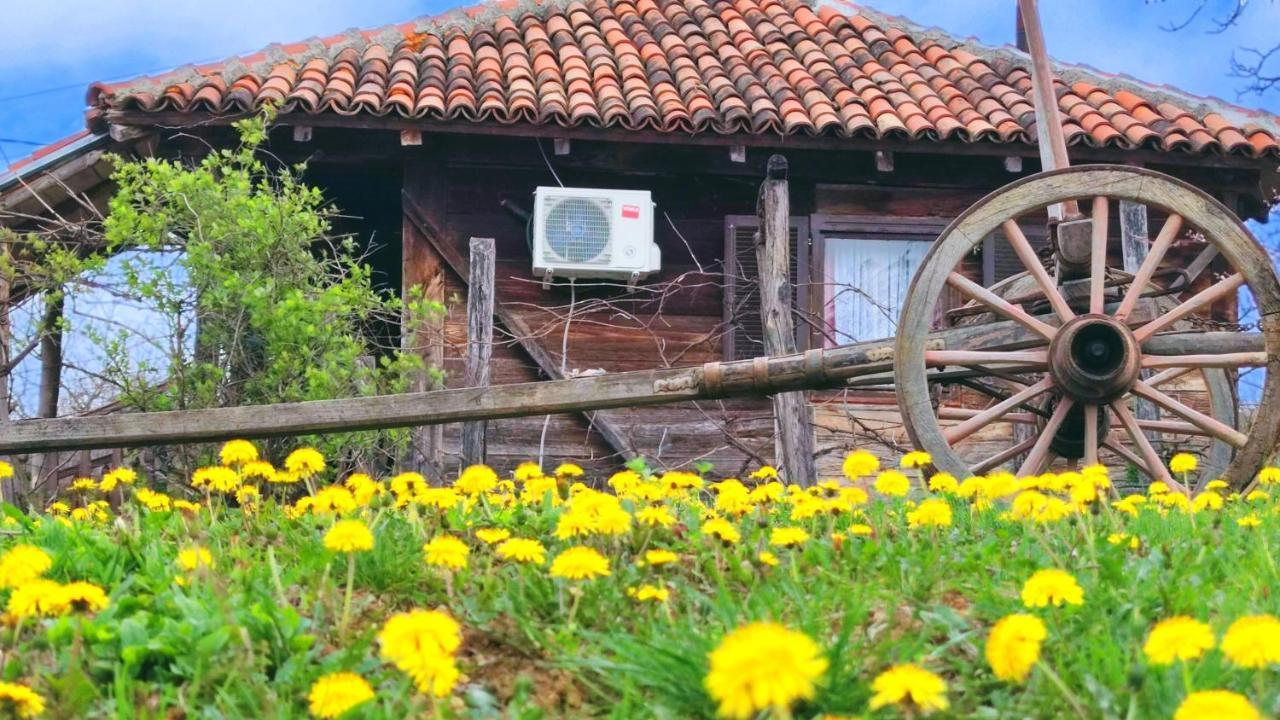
xmin=621 ymin=205 xmax=640 ymax=219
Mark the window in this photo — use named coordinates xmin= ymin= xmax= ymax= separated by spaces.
xmin=722 ymin=216 xmax=809 ymax=361
xmin=822 ymin=237 xmax=928 ymax=345
xmin=810 ymin=216 xmax=948 ymax=348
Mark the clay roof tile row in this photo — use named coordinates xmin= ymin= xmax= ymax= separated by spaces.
xmin=86 ymin=0 xmax=1279 ymax=157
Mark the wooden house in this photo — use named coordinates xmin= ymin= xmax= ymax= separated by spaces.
xmin=2 ymin=0 xmax=1278 ymax=479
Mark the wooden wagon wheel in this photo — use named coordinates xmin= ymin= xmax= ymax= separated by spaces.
xmin=895 ymin=165 xmax=1280 ymax=490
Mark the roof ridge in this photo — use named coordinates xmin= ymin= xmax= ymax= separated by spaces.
xmin=834 ymin=0 xmax=1280 ymax=136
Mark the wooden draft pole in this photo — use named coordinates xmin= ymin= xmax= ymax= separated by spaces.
xmin=1017 ymin=0 xmax=1092 ymax=274
xmin=462 ymin=238 xmax=495 ymax=465
xmin=755 ymin=155 xmax=817 ymax=485
xmin=0 ymin=320 xmax=1255 ymax=455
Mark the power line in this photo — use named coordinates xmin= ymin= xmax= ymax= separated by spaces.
xmin=0 ymin=82 xmax=89 ymax=103
xmin=0 ymin=138 xmax=51 ymax=147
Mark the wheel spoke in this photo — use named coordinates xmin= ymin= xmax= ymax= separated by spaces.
xmin=946 ymin=273 xmax=1057 ymax=340
xmin=974 ymin=436 xmax=1038 ymax=474
xmin=1144 ymin=366 xmax=1196 ymax=387
xmin=1090 ymin=196 xmax=1109 ymax=314
xmin=1101 ymin=433 xmax=1158 ymax=481
xmin=1114 ymin=213 xmax=1182 ymax=321
xmin=1002 ymin=220 xmax=1075 ymax=323
xmin=1142 ymin=352 xmax=1267 ymax=369
xmin=1083 ymin=404 xmax=1099 ymax=465
xmin=943 ymin=377 xmax=1054 ymax=444
xmin=1130 ymin=379 xmax=1249 ymax=448
xmin=925 ymin=350 xmax=1048 ymax=367
xmin=1110 ymin=400 xmax=1181 ymax=490
xmin=1017 ymin=397 xmax=1074 ymax=477
xmin=1133 ymin=273 xmax=1246 ymax=342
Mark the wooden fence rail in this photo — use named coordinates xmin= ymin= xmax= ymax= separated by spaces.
xmin=0 ymin=313 xmax=1254 ymax=455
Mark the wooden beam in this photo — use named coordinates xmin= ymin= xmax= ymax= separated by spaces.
xmin=0 ymin=311 xmax=1256 ymax=456
xmin=401 ymin=189 xmax=641 ymax=461
xmin=461 ymin=238 xmax=495 ymax=465
xmin=755 ymin=155 xmax=816 ymax=485
xmin=402 ymin=154 xmax=447 ymax=476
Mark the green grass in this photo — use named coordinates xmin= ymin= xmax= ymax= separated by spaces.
xmin=1 ymin=468 xmax=1277 ymax=719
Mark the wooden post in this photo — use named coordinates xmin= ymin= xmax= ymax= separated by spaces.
xmin=1120 ymin=200 xmax=1160 ymax=436
xmin=27 ymin=293 xmax=65 ymax=502
xmin=402 ymin=154 xmax=447 ymax=477
xmin=461 ymin=238 xmax=495 ymax=466
xmin=754 ymin=155 xmax=817 ymax=486
xmin=0 ymin=246 xmax=10 ymax=504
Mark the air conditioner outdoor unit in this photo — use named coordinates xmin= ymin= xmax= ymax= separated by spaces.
xmin=531 ymin=186 xmax=660 ymax=286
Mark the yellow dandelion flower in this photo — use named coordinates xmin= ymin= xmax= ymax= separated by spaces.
xmin=453 ymin=465 xmax=497 ymax=495
xmin=494 ymin=538 xmax=546 ymax=565
xmin=868 ymin=663 xmax=949 ymax=713
xmin=378 ymin=610 xmax=462 ymax=697
xmin=1246 ymin=490 xmax=1270 ymax=503
xmin=704 ymin=622 xmax=828 ymax=720
xmin=192 ymin=466 xmax=240 ymax=493
xmin=928 ymin=472 xmax=958 ymax=493
xmin=986 ymin=614 xmax=1046 ymax=683
xmin=100 ymin=467 xmax=138 ymax=491
xmin=308 ymin=672 xmax=375 ymax=719
xmin=1191 ymin=492 xmax=1224 ymax=513
xmin=0 ymin=681 xmax=45 ymax=719
xmin=513 ymin=462 xmax=544 ymax=482
xmin=475 ymin=528 xmax=511 ymax=545
xmin=1021 ymin=569 xmax=1084 ymax=608
xmin=0 ymin=545 xmax=52 ymax=589
xmin=769 ymin=526 xmax=811 ymax=547
xmin=906 ymin=498 xmax=953 ymax=528
xmin=285 ymin=447 xmax=326 ymax=477
xmin=1173 ymin=690 xmax=1260 ymax=720
xmin=323 ymin=520 xmax=374 ymax=554
xmin=757 ymin=550 xmax=779 ymax=567
xmin=173 ymin=499 xmax=201 ymax=514
xmin=423 ymin=535 xmax=469 ymax=570
xmin=549 ymin=546 xmax=610 ymax=581
xmin=749 ymin=465 xmax=779 ymax=480
xmin=1220 ymin=615 xmax=1280 ymax=669
xmin=240 ymin=460 xmax=276 ymax=483
xmin=701 ymin=518 xmax=741 ymax=545
xmin=5 ymin=579 xmax=62 ymax=619
xmin=849 ymin=523 xmax=873 ymax=537
xmin=636 ymin=506 xmax=676 ymax=528
xmin=875 ymin=470 xmax=910 ymax=497
xmin=51 ymin=581 xmax=109 ymax=615
xmin=554 ymin=462 xmax=585 ymax=478
xmin=1257 ymin=467 xmax=1280 ymax=486
xmin=643 ymin=549 xmax=679 ymax=566
xmin=1170 ymin=453 xmax=1198 ymax=475
xmin=1238 ymin=514 xmax=1262 ymax=528
xmin=0 ymin=461 xmax=11 ymax=480
xmin=900 ymin=451 xmax=932 ymax=469
xmin=1144 ymin=617 xmax=1215 ymax=665
xmin=176 ymin=546 xmax=214 ymax=572
xmin=134 ymin=488 xmax=172 ymax=512
xmin=842 ymin=449 xmax=880 ymax=480
xmin=219 ymin=439 xmax=259 ymax=467
xmin=627 ymin=584 xmax=670 ymax=603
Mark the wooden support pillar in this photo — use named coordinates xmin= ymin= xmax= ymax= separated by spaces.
xmin=0 ymin=251 xmax=10 ymax=504
xmin=461 ymin=238 xmax=495 ymax=466
xmin=402 ymin=153 xmax=447 ymax=478
xmin=25 ymin=292 xmax=64 ymax=503
xmin=754 ymin=155 xmax=817 ymax=486
xmin=1120 ymin=200 xmax=1160 ymax=439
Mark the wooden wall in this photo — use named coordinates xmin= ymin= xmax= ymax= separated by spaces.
xmin=300 ymin=130 xmax=1261 ymax=480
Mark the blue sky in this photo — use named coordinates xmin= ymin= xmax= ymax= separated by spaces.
xmin=2 ymin=0 xmax=1279 ymax=165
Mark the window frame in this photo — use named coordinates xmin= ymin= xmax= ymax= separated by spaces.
xmin=808 ymin=214 xmax=950 ymax=348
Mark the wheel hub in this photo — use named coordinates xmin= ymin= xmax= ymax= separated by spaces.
xmin=1048 ymin=314 xmax=1141 ymax=404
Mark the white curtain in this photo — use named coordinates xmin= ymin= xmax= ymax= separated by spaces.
xmin=824 ymin=237 xmax=928 ymax=345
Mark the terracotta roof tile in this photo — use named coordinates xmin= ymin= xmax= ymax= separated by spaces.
xmin=86 ymin=0 xmax=1279 ymax=157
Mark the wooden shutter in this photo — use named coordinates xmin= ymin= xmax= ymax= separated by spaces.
xmin=984 ymin=221 xmax=1051 ymax=286
xmin=723 ymin=216 xmax=809 ymax=361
